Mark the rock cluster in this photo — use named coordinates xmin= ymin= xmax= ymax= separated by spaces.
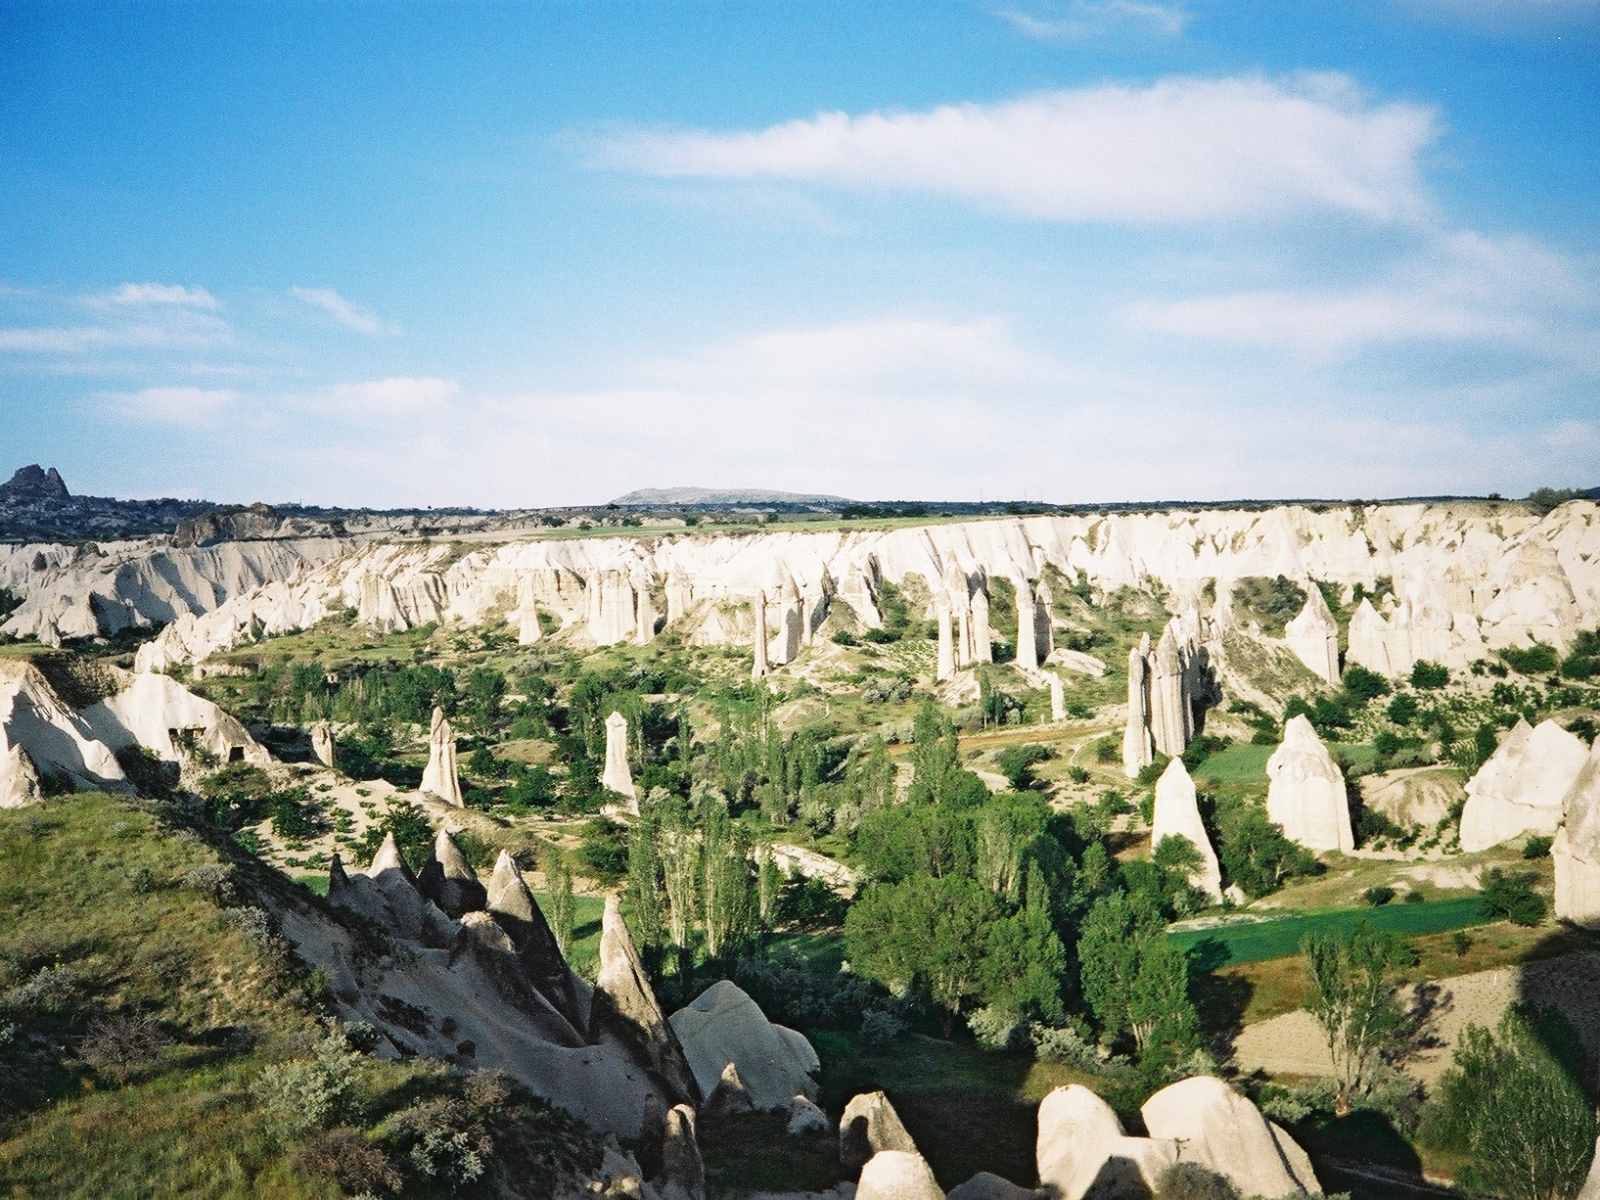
xmin=1123 ymin=614 xmax=1215 ymax=774
xmin=1266 ymin=715 xmax=1354 ymax=853
xmin=1461 ymin=719 xmax=1589 ymax=852
xmin=420 ymin=705 xmax=463 ymax=807
xmin=317 ymin=835 xmax=699 ymax=1138
xmin=1152 ymin=758 xmax=1223 ymax=901
xmin=1035 ymin=1078 xmax=1320 ymax=1200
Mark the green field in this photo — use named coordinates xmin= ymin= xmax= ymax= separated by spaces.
xmin=1192 ymin=742 xmax=1273 ymax=783
xmin=1170 ymin=897 xmax=1487 ymax=967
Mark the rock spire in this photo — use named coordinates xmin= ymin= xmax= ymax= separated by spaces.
xmin=310 ymin=720 xmax=336 ymax=769
xmin=751 ymin=590 xmax=769 ymax=680
xmin=1266 ymin=715 xmax=1354 ymax=853
xmin=601 ymin=710 xmax=638 ymax=814
xmin=1461 ymin=718 xmax=1588 ymax=852
xmin=1122 ymin=634 xmax=1154 ymax=779
xmin=421 ymin=706 xmax=463 ymax=807
xmin=1285 ymin=584 xmax=1340 ymax=684
xmin=1152 ymin=758 xmax=1222 ymax=901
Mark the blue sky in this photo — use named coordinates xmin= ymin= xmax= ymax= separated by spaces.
xmin=1 ymin=1 xmax=1596 ymax=507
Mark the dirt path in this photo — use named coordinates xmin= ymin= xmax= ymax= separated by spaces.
xmin=1234 ymin=950 xmax=1600 ymax=1085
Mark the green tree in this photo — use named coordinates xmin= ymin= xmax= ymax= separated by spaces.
xmin=1078 ymin=890 xmax=1198 ymax=1055
xmin=702 ymin=803 xmax=754 ymax=958
xmin=1302 ymin=922 xmax=1408 ymax=1114
xmin=975 ymin=793 xmax=1049 ymax=903
xmin=625 ymin=813 xmax=664 ymax=950
xmin=1423 ymin=1005 xmax=1596 ymax=1200
xmin=547 ymin=848 xmax=575 ymax=956
xmin=1214 ymin=800 xmax=1317 ymax=899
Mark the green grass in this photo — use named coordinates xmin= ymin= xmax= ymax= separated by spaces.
xmin=1192 ymin=742 xmax=1273 ymax=783
xmin=1171 ymin=897 xmax=1488 ymax=967
xmin=531 ymin=893 xmax=605 ymax=977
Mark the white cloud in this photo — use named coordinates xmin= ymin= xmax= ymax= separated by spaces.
xmin=319 ymin=377 xmax=460 ymax=413
xmin=290 ymin=287 xmax=390 ymax=335
xmin=0 ymin=323 xmax=201 ymax=354
xmin=1128 ymin=231 xmax=1598 ymax=356
xmin=104 ymin=386 xmax=236 ymax=425
xmin=999 ymin=1 xmax=1190 ymax=40
xmin=97 ymin=283 xmax=219 ymax=309
xmin=591 ymin=74 xmax=1439 ymax=225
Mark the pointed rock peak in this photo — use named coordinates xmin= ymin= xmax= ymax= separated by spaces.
xmin=1292 ymin=582 xmax=1337 ymax=629
xmin=435 ymin=828 xmax=477 ymax=881
xmin=1281 ymin=712 xmax=1326 ymax=750
xmin=486 ymin=850 xmax=534 ymax=921
xmin=368 ymin=831 xmax=416 ymax=884
xmin=1138 ymin=630 xmax=1151 ymax=655
xmin=328 ymin=851 xmax=350 ymax=894
xmin=430 ymin=705 xmax=447 ymax=734
xmin=606 ymin=710 xmax=628 ymax=732
xmin=1158 ymin=755 xmax=1193 ymax=789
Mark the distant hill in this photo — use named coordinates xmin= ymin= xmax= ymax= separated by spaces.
xmin=609 ymin=487 xmax=855 ymax=507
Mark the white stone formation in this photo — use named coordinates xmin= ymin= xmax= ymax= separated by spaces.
xmin=515 ymin=575 xmax=542 ymax=645
xmin=0 ymin=744 xmax=41 ymax=808
xmin=421 ymin=706 xmax=463 ymax=806
xmin=1036 ymin=1085 xmax=1174 ymax=1200
xmin=1048 ymin=674 xmax=1065 ymax=722
xmin=773 ymin=576 xmax=804 ymax=666
xmin=634 ymin=571 xmax=657 ymax=646
xmin=1285 ymin=584 xmax=1340 ymax=684
xmin=1014 ymin=577 xmax=1038 ymax=671
xmin=1152 ymin=758 xmax=1223 ymax=901
xmin=857 ymin=1151 xmax=945 ymax=1200
xmin=1123 ymin=634 xmax=1154 ymax=779
xmin=601 ymin=710 xmax=638 ymax=813
xmin=1461 ymin=718 xmax=1589 ymax=852
xmin=667 ymin=980 xmax=819 ymax=1112
xmin=1149 ymin=624 xmax=1191 ymax=758
xmin=751 ymin=590 xmax=769 ymax=680
xmin=970 ymin=584 xmax=993 ymax=664
xmin=1141 ymin=1075 xmax=1321 ymax=1198
xmin=1554 ymin=739 xmax=1600 ymax=922
xmin=1266 ymin=715 xmax=1354 ymax=853
xmin=1034 ymin=580 xmax=1055 ymax=661
xmin=311 ymin=720 xmax=336 ymax=769
xmin=935 ymin=599 xmax=955 ymax=682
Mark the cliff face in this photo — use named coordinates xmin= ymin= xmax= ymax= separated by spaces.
xmin=4 ymin=501 xmax=1598 ymax=675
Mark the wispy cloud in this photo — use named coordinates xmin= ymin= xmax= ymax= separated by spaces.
xmin=0 ymin=322 xmax=218 ymax=354
xmin=319 ymin=377 xmax=459 ymax=413
xmin=290 ymin=287 xmax=390 ymax=335
xmin=95 ymin=283 xmax=220 ymax=309
xmin=590 ymin=74 xmax=1438 ymax=226
xmin=103 ymin=386 xmax=236 ymax=425
xmin=998 ymin=0 xmax=1190 ymax=40
xmin=1127 ymin=231 xmax=1597 ymax=357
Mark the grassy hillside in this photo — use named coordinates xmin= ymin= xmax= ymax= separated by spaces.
xmin=0 ymin=795 xmax=598 ymax=1200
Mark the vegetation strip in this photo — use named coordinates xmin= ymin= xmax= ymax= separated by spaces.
xmin=1170 ymin=897 xmax=1488 ymax=967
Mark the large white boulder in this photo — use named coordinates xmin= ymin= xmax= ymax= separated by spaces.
xmin=1266 ymin=715 xmax=1354 ymax=853
xmin=857 ymin=1150 xmax=944 ymax=1200
xmin=1151 ymin=758 xmax=1223 ymax=901
xmin=1141 ymin=1075 xmax=1319 ymax=1197
xmin=668 ymin=980 xmax=819 ymax=1113
xmin=1460 ymin=719 xmax=1589 ymax=852
xmin=947 ymin=1171 xmax=1039 ymax=1200
xmin=1035 ymin=1085 xmax=1176 ymax=1200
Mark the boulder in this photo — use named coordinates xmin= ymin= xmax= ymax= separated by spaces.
xmin=653 ymin=1103 xmax=706 ymax=1200
xmin=1285 ymin=586 xmax=1340 ymax=684
xmin=857 ymin=1150 xmax=944 ymax=1200
xmin=840 ymin=1091 xmax=917 ymax=1173
xmin=1460 ymin=719 xmax=1588 ymax=852
xmin=1035 ymin=1085 xmax=1175 ymax=1200
xmin=311 ymin=720 xmax=336 ymax=769
xmin=1141 ymin=1075 xmax=1318 ymax=1198
xmin=947 ymin=1171 xmax=1039 ymax=1200
xmin=1151 ymin=758 xmax=1223 ymax=901
xmin=668 ymin=980 xmax=819 ymax=1113
xmin=1554 ymin=740 xmax=1600 ymax=923
xmin=421 ymin=706 xmax=463 ymax=807
xmin=0 ymin=744 xmax=41 ymax=808
xmin=787 ymin=1095 xmax=832 ymax=1137
xmin=1266 ymin=715 xmax=1354 ymax=853
xmin=590 ymin=896 xmax=700 ymax=1106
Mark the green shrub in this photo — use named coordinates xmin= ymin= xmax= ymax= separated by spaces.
xmin=1523 ymin=835 xmax=1553 ymax=859
xmin=254 ymin=1031 xmax=364 ymax=1138
xmin=1342 ymin=664 xmax=1391 ymax=702
xmin=1499 ymin=643 xmax=1560 ymax=675
xmin=1479 ymin=868 xmax=1546 ymax=926
xmin=1155 ymin=1162 xmax=1240 ymax=1200
xmin=1364 ymin=886 xmax=1395 ymax=907
xmin=1410 ymin=660 xmax=1449 ymax=689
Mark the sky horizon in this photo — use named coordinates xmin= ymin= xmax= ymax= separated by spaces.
xmin=3 ymin=2 xmax=1598 ymax=509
